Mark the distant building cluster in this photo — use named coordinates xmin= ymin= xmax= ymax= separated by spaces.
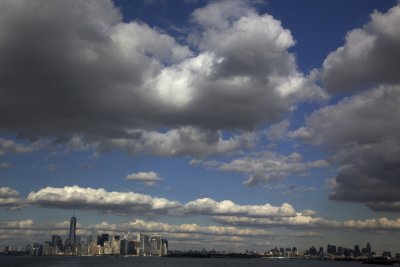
xmin=304 ymin=242 xmax=375 ymax=259
xmin=265 ymin=242 xmax=400 ymax=260
xmin=1 ymin=216 xmax=168 ymax=257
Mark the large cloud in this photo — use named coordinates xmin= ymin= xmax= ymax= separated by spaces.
xmin=184 ymin=198 xmax=296 ymax=217
xmin=289 ymin=85 xmax=400 ymax=211
xmin=0 ymin=0 xmax=326 ymax=156
xmin=26 ymin=186 xmax=182 ymax=215
xmin=25 ymin=185 xmax=306 ymax=218
xmin=293 ymin=3 xmax=400 ymax=211
xmin=322 ymin=5 xmax=400 ymax=92
xmin=102 ymin=127 xmax=256 ymax=156
xmin=0 ymin=0 xmax=187 ymax=140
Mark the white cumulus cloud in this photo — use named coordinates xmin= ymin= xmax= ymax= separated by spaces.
xmin=126 ymin=171 xmax=162 ymax=186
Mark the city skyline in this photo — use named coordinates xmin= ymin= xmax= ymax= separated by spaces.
xmin=1 ymin=214 xmax=392 ymax=259
xmin=2 ymin=215 xmax=169 ymax=256
xmin=1 ymin=0 xmax=400 ymax=252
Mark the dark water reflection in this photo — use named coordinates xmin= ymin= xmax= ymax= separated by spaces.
xmin=0 ymin=256 xmax=376 ymax=267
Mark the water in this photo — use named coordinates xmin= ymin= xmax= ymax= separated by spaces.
xmin=0 ymin=257 xmax=380 ymax=267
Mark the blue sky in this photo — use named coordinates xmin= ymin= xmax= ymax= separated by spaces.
xmin=1 ymin=0 xmax=400 ymax=253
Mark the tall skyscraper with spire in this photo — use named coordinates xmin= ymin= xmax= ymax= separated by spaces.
xmin=69 ymin=215 xmax=77 ymax=245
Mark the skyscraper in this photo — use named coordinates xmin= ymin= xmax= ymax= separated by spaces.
xmin=354 ymin=244 xmax=361 ymax=257
xmin=149 ymin=235 xmax=162 ymax=256
xmin=51 ymin=235 xmax=63 ymax=251
xmin=98 ymin=233 xmax=109 ymax=246
xmin=69 ymin=215 xmax=77 ymax=245
xmin=366 ymin=242 xmax=371 ymax=256
xmin=137 ymin=234 xmax=149 ymax=256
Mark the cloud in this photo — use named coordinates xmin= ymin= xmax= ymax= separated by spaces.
xmin=24 ymin=185 xmax=309 ymax=219
xmin=322 ymin=5 xmax=400 ymax=92
xmin=291 ymin=231 xmax=325 ymax=238
xmin=0 ymin=138 xmax=47 ymax=157
xmin=93 ymin=219 xmax=272 ymax=237
xmin=214 ymin=214 xmax=400 ymax=232
xmin=0 ymin=219 xmax=34 ymax=229
xmin=191 ymin=0 xmax=252 ymax=30
xmin=213 ymin=213 xmax=339 ymax=229
xmin=26 ymin=186 xmax=182 ymax=215
xmin=289 ymin=85 xmax=400 ymax=211
xmin=0 ymin=187 xmax=23 ymax=210
xmin=126 ymin=171 xmax=162 ymax=186
xmin=0 ymin=0 xmax=325 ymax=157
xmin=103 ymin=127 xmax=256 ymax=156
xmin=265 ymin=119 xmax=290 ymax=141
xmin=184 ymin=198 xmax=296 ymax=217
xmin=264 ymin=184 xmax=317 ymax=195
xmin=192 ymin=151 xmax=329 ymax=186
xmin=284 ymin=186 xmax=317 ymax=195
xmin=366 ymin=202 xmax=400 ymax=213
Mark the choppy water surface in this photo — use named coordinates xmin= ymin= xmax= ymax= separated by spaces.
xmin=0 ymin=256 xmax=382 ymax=267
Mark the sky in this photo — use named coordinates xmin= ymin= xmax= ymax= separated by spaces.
xmin=1 ymin=0 xmax=400 ymax=253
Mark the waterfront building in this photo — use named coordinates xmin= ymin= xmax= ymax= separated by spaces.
xmin=111 ymin=236 xmax=121 ymax=255
xmin=361 ymin=248 xmax=366 ymax=255
xmin=78 ymin=240 xmax=89 ymax=256
xmin=98 ymin=234 xmax=109 ymax=246
xmin=64 ymin=238 xmax=73 ymax=254
xmin=162 ymin=239 xmax=168 ymax=256
xmin=128 ymin=240 xmax=139 ymax=255
xmin=88 ymin=241 xmax=101 ymax=255
xmin=308 ymin=246 xmax=317 ymax=256
xmin=382 ymin=251 xmax=392 ymax=258
xmin=337 ymin=246 xmax=344 ymax=256
xmin=103 ymin=241 xmax=112 ymax=255
xmin=51 ymin=235 xmax=63 ymax=252
xmin=42 ymin=242 xmax=51 ymax=256
xmin=366 ymin=242 xmax=371 ymax=256
xmin=90 ymin=228 xmax=96 ymax=244
xmin=327 ymin=244 xmax=336 ymax=255
xmin=137 ymin=234 xmax=150 ymax=256
xmin=120 ymin=239 xmax=128 ymax=255
xmin=149 ymin=235 xmax=162 ymax=256
xmin=69 ymin=216 xmax=77 ymax=246
xmin=354 ymin=244 xmax=361 ymax=257
xmin=31 ymin=243 xmax=40 ymax=256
